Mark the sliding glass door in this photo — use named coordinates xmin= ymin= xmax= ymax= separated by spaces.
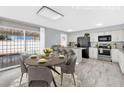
xmin=0 ymin=27 xmax=40 ymax=68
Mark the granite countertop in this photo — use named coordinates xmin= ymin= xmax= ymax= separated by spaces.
xmin=67 ymin=47 xmax=86 ymax=49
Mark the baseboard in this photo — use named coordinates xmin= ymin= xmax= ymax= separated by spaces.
xmin=0 ymin=65 xmax=20 ymax=72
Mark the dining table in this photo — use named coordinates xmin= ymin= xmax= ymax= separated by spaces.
xmin=24 ymin=55 xmax=66 ymax=87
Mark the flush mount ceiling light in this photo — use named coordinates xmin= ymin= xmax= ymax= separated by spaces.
xmin=37 ymin=6 xmax=64 ymax=20
xmin=67 ymin=29 xmax=73 ymax=32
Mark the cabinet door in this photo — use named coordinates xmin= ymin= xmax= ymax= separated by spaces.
xmin=93 ymin=48 xmax=98 ymax=59
xmin=89 ymin=48 xmax=93 ymax=58
xmin=90 ymin=33 xmax=94 ymax=42
xmin=104 ymin=32 xmax=111 ymax=35
xmin=119 ymin=53 xmax=124 ymax=73
xmin=112 ymin=31 xmax=118 ymax=41
xmin=112 ymin=31 xmax=124 ymax=41
xmin=94 ymin=33 xmax=98 ymax=42
xmin=89 ymin=48 xmax=98 ymax=59
xmin=117 ymin=31 xmax=124 ymax=41
xmin=98 ymin=32 xmax=105 ymax=36
xmin=111 ymin=49 xmax=119 ymax=62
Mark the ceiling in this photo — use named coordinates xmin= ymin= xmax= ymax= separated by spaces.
xmin=0 ymin=6 xmax=124 ymax=32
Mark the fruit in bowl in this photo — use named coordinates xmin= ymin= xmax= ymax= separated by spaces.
xmin=59 ymin=55 xmax=65 ymax=59
xmin=31 ymin=55 xmax=37 ymax=59
xmin=40 ymin=54 xmax=46 ymax=58
xmin=38 ymin=59 xmax=47 ymax=64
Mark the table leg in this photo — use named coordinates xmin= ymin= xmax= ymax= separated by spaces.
xmin=52 ymin=77 xmax=57 ymax=87
xmin=47 ymin=66 xmax=60 ymax=75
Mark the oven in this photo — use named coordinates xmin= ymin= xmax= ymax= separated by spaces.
xmin=98 ymin=48 xmax=111 ymax=56
xmin=98 ymin=43 xmax=112 ymax=61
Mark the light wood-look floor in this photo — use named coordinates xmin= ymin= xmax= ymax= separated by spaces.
xmin=0 ymin=58 xmax=124 ymax=87
xmin=76 ymin=58 xmax=124 ymax=87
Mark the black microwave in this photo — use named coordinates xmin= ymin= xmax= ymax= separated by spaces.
xmin=98 ymin=35 xmax=111 ymax=42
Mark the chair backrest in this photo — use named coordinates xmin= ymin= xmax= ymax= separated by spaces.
xmin=19 ymin=54 xmax=29 ymax=73
xmin=51 ymin=45 xmax=61 ymax=51
xmin=57 ymin=47 xmax=63 ymax=54
xmin=61 ymin=49 xmax=68 ymax=55
xmin=67 ymin=49 xmax=75 ymax=56
xmin=28 ymin=66 xmax=53 ymax=87
xmin=61 ymin=54 xmax=77 ymax=74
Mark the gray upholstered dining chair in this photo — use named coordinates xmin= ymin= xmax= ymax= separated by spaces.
xmin=28 ymin=66 xmax=53 ymax=87
xmin=19 ymin=54 xmax=29 ymax=86
xmin=60 ymin=49 xmax=77 ymax=86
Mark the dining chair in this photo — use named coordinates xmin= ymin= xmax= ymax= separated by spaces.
xmin=60 ymin=49 xmax=77 ymax=86
xmin=55 ymin=48 xmax=68 ymax=67
xmin=28 ymin=66 xmax=53 ymax=87
xmin=19 ymin=54 xmax=29 ymax=86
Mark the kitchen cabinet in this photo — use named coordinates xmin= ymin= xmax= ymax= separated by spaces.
xmin=90 ymin=31 xmax=112 ymax=42
xmin=104 ymin=32 xmax=112 ymax=35
xmin=118 ymin=51 xmax=124 ymax=73
xmin=90 ymin=33 xmax=98 ymax=42
xmin=112 ymin=30 xmax=124 ymax=41
xmin=90 ymin=33 xmax=94 ymax=42
xmin=98 ymin=32 xmax=104 ymax=36
xmin=98 ymin=31 xmax=111 ymax=36
xmin=111 ymin=49 xmax=119 ymax=63
xmin=89 ymin=47 xmax=98 ymax=59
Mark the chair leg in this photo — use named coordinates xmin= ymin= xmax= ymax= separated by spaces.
xmin=61 ymin=72 xmax=63 ymax=86
xmin=19 ymin=73 xmax=24 ymax=86
xmin=72 ymin=73 xmax=76 ymax=86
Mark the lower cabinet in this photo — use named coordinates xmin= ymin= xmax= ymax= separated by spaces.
xmin=118 ymin=51 xmax=124 ymax=73
xmin=111 ymin=49 xmax=120 ymax=63
xmin=89 ymin=47 xmax=98 ymax=59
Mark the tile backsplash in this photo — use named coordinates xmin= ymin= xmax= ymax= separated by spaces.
xmin=115 ymin=42 xmax=124 ymax=49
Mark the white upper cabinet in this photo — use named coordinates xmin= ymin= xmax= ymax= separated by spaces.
xmin=90 ymin=32 xmax=98 ymax=42
xmin=104 ymin=31 xmax=112 ymax=35
xmin=112 ymin=30 xmax=124 ymax=42
xmin=94 ymin=33 xmax=98 ymax=42
xmin=98 ymin=31 xmax=111 ymax=36
xmin=90 ymin=33 xmax=94 ymax=42
xmin=98 ymin=32 xmax=104 ymax=36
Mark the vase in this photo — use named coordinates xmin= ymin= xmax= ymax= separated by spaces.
xmin=45 ymin=53 xmax=50 ymax=57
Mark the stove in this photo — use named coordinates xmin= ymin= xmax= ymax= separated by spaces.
xmin=98 ymin=43 xmax=112 ymax=62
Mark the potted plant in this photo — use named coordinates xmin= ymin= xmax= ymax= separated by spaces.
xmin=0 ymin=35 xmax=5 ymax=40
xmin=84 ymin=33 xmax=90 ymax=37
xmin=43 ymin=48 xmax=53 ymax=56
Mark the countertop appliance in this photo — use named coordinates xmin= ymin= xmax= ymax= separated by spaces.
xmin=98 ymin=43 xmax=111 ymax=61
xmin=98 ymin=35 xmax=111 ymax=42
xmin=77 ymin=36 xmax=90 ymax=58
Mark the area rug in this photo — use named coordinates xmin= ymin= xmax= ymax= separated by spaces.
xmin=9 ymin=67 xmax=81 ymax=87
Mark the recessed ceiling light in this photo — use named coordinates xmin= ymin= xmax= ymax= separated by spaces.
xmin=96 ymin=23 xmax=103 ymax=27
xmin=37 ymin=6 xmax=64 ymax=20
xmin=67 ymin=29 xmax=73 ymax=32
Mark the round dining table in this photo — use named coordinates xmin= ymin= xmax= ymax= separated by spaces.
xmin=24 ymin=55 xmax=65 ymax=87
